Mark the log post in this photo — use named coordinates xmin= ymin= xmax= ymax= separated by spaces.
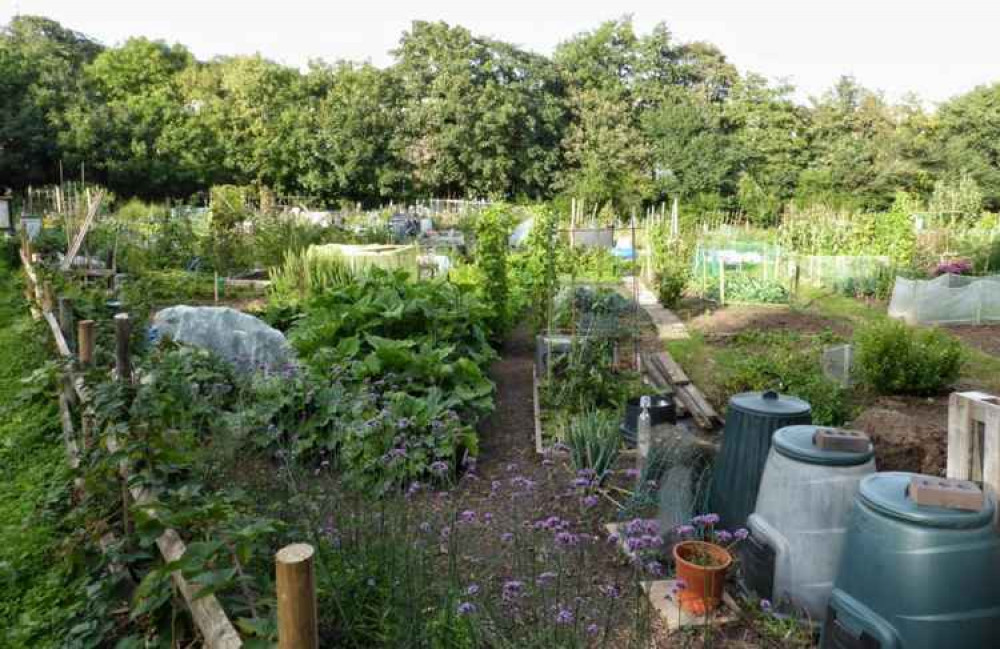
xmin=58 ymin=297 xmax=74 ymax=351
xmin=276 ymin=543 xmax=318 ymax=649
xmin=114 ymin=313 xmax=131 ymax=384
xmin=78 ymin=320 xmax=95 ymax=367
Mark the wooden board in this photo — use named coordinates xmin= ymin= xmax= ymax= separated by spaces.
xmin=650 ymin=351 xmax=690 ymax=386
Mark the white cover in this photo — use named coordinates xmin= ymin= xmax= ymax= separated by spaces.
xmin=888 ymin=274 xmax=1000 ymax=325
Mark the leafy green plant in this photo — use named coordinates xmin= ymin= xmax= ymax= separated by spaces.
xmin=541 ymin=336 xmax=632 ymax=414
xmin=706 ymin=274 xmax=789 ymax=304
xmin=565 ymin=410 xmax=620 ymax=482
xmin=855 ymin=319 xmax=965 ymax=395
xmin=473 ymin=204 xmax=513 ymax=335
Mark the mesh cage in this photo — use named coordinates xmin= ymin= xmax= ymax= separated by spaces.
xmin=889 ymin=274 xmax=1000 ymax=325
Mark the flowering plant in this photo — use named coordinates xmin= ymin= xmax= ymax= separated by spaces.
xmin=675 ymin=514 xmax=748 ymax=567
xmin=934 ymin=258 xmax=973 ymax=276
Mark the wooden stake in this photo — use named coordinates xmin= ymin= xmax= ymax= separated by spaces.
xmin=114 ymin=313 xmax=131 ymax=384
xmin=78 ymin=320 xmax=95 ymax=367
xmin=58 ymin=297 xmax=74 ymax=351
xmin=277 ymin=543 xmax=318 ymax=649
xmin=41 ymin=280 xmax=54 ymax=312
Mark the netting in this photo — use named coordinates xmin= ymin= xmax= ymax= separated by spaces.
xmin=888 ymin=274 xmax=1000 ymax=325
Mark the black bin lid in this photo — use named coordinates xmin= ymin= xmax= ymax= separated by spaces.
xmin=729 ymin=390 xmax=811 ymax=417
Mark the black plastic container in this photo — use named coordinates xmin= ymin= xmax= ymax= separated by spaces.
xmin=621 ymin=395 xmax=676 ymax=447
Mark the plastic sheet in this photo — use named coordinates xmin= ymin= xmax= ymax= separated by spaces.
xmin=888 ymin=274 xmax=1000 ymax=325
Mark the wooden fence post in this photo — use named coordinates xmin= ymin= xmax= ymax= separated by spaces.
xmin=114 ymin=313 xmax=131 ymax=384
xmin=41 ymin=280 xmax=54 ymax=312
xmin=58 ymin=297 xmax=74 ymax=351
xmin=276 ymin=543 xmax=318 ymax=649
xmin=78 ymin=320 xmax=95 ymax=367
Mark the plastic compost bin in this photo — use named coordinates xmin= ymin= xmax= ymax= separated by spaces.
xmin=709 ymin=391 xmax=812 ymax=529
xmin=745 ymin=425 xmax=875 ymax=621
xmin=821 ymin=472 xmax=1000 ymax=649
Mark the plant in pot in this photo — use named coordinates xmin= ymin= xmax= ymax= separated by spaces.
xmin=672 ymin=514 xmax=748 ymax=615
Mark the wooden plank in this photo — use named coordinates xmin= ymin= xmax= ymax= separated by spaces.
xmin=675 ymin=386 xmax=712 ymax=430
xmin=684 ymin=383 xmax=722 ymax=426
xmin=61 ymin=190 xmax=104 ymax=271
xmin=651 ymin=352 xmax=690 ymax=386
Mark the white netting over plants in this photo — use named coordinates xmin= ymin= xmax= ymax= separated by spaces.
xmin=889 ymin=274 xmax=1000 ymax=325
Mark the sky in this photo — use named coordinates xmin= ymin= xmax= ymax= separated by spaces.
xmin=3 ymin=0 xmax=997 ymax=105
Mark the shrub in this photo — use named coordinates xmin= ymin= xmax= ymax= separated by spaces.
xmin=657 ymin=264 xmax=688 ymax=308
xmin=855 ymin=319 xmax=965 ymax=395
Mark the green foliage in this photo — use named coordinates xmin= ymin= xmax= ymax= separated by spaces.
xmin=706 ymin=274 xmax=789 ymax=304
xmin=209 ymin=184 xmax=250 ymax=274
xmin=268 ymin=247 xmax=356 ymax=304
xmin=928 ymin=172 xmax=984 ymax=222
xmin=286 ymin=270 xmax=496 ymax=490
xmin=720 ymin=330 xmax=852 ymax=426
xmin=509 ymin=206 xmax=559 ymax=331
xmin=473 ymin=205 xmax=513 ymax=335
xmin=565 ymin=410 xmax=621 ymax=482
xmin=541 ymin=337 xmax=634 ymax=414
xmin=854 ymin=319 xmax=965 ymax=396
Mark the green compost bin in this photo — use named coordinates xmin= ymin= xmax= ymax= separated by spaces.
xmin=708 ymin=391 xmax=811 ymax=529
xmin=821 ymin=472 xmax=1000 ymax=649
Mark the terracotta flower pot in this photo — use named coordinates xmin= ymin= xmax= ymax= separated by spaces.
xmin=672 ymin=540 xmax=732 ymax=615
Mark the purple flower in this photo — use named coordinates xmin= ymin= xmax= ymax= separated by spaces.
xmin=418 ymin=521 xmax=432 ymax=534
xmin=676 ymin=524 xmax=695 ymax=536
xmin=502 ymin=580 xmax=525 ymax=601
xmin=466 ymin=583 xmax=480 ymax=596
xmin=554 ymin=606 xmax=574 ymax=625
xmin=761 ymin=599 xmax=772 ymax=612
xmin=701 ymin=513 xmax=720 ymax=525
xmin=599 ymin=584 xmax=621 ymax=599
xmin=587 ymin=623 xmax=599 ymax=635
xmin=607 ymin=533 xmax=620 ymax=545
xmin=624 ymin=467 xmax=640 ymax=479
xmin=572 ymin=477 xmax=592 ymax=488
xmin=577 ymin=468 xmax=596 ymax=478
xmin=483 ymin=512 xmax=493 ymax=524
xmin=457 ymin=601 xmax=476 ymax=616
xmin=734 ymin=528 xmax=749 ymax=540
xmin=624 ymin=519 xmax=643 ymax=536
xmin=555 ymin=531 xmax=579 ymax=547
xmin=582 ymin=494 xmax=599 ymax=508
xmin=716 ymin=530 xmax=733 ymax=544
xmin=501 ymin=532 xmax=514 ymax=543
xmin=646 ymin=560 xmax=664 ymax=576
xmin=439 ymin=525 xmax=451 ymax=539
xmin=459 ymin=510 xmax=476 ymax=523
xmin=430 ymin=461 xmax=449 ymax=475
xmin=406 ymin=481 xmax=422 ymax=497
xmin=506 ymin=462 xmax=518 ymax=472
xmin=675 ymin=579 xmax=687 ymax=591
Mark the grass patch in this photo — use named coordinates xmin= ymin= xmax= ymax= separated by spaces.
xmin=0 ymin=263 xmax=98 ymax=648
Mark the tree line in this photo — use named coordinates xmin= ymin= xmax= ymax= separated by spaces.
xmin=3 ymin=14 xmax=1000 ymax=217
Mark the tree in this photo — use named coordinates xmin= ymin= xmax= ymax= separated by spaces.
xmin=61 ymin=38 xmax=197 ymax=196
xmin=560 ymin=88 xmax=649 ymax=214
xmin=302 ymin=62 xmax=409 ymax=203
xmin=0 ymin=16 xmax=101 ymax=187
xmin=935 ymin=83 xmax=1000 ymax=209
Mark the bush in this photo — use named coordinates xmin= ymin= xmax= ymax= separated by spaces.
xmin=657 ymin=265 xmax=688 ymax=308
xmin=855 ymin=319 xmax=965 ymax=395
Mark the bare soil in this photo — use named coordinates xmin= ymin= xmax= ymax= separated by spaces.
xmin=945 ymin=325 xmax=1000 ymax=357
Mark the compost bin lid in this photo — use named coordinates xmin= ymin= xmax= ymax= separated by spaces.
xmin=858 ymin=472 xmax=995 ymax=529
xmin=773 ymin=425 xmax=874 ymax=466
xmin=728 ymin=391 xmax=811 ymax=417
